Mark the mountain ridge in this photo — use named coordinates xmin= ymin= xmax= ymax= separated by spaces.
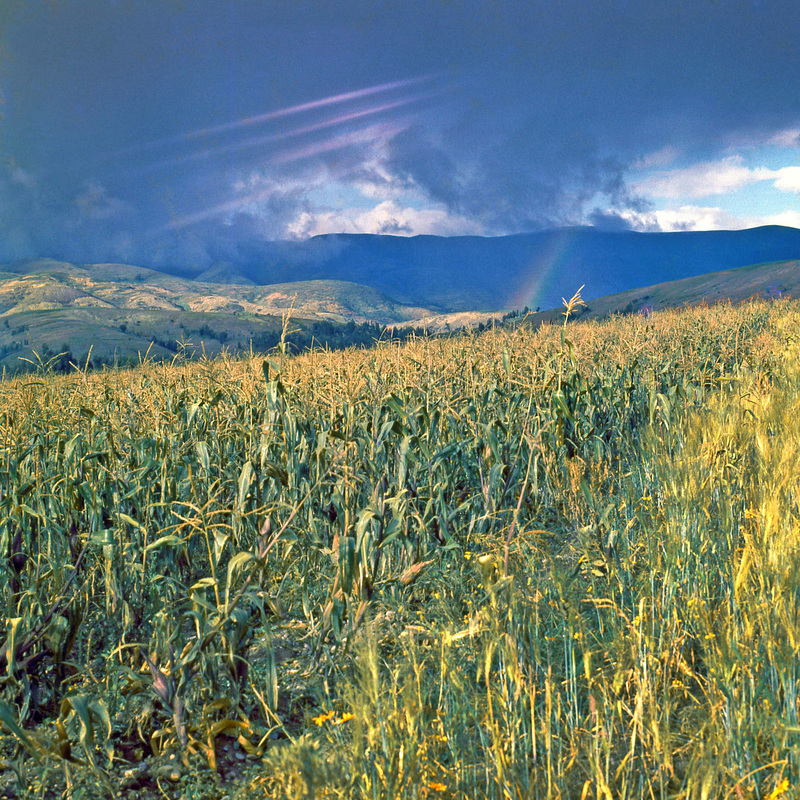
xmin=148 ymin=225 xmax=800 ymax=312
xmin=3 ymin=225 xmax=800 ymax=371
xmin=12 ymin=226 xmax=800 ymax=314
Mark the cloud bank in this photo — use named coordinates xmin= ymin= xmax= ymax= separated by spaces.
xmin=1 ymin=0 xmax=799 ymax=268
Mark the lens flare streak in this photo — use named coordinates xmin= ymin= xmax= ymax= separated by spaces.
xmin=115 ymin=73 xmax=439 ymax=157
xmin=186 ymin=74 xmax=438 ymax=139
xmin=126 ymin=93 xmax=435 ymax=176
xmin=158 ymin=122 xmax=406 ymax=231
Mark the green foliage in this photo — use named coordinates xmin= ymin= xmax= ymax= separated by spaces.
xmin=0 ymin=297 xmax=797 ymax=798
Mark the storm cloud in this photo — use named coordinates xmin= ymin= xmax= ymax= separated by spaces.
xmin=1 ymin=0 xmax=799 ymax=267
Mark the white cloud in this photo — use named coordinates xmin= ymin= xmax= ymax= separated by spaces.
xmin=351 ymin=157 xmax=415 ymax=199
xmin=765 ymin=128 xmax=800 ymax=148
xmin=635 ymin=157 xmax=800 ymax=200
xmin=631 ymin=146 xmax=681 ymax=170
xmin=634 ymin=157 xmax=773 ymax=198
xmin=772 ymin=166 xmax=800 ymax=192
xmin=621 ymin=204 xmax=800 ymax=232
xmin=761 ymin=209 xmax=800 ymax=228
xmin=653 ymin=206 xmax=757 ymax=231
xmin=285 ymin=200 xmax=484 ymax=238
xmin=720 ymin=126 xmax=800 ymax=151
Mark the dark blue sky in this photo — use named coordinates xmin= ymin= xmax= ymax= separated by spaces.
xmin=1 ymin=0 xmax=799 ymax=270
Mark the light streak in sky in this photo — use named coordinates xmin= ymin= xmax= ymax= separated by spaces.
xmin=185 ymin=74 xmax=439 ymax=139
xmin=125 ymin=92 xmax=436 ymax=175
xmin=158 ymin=187 xmax=278 ymax=231
xmin=136 ymin=74 xmax=444 ymax=236
xmin=158 ymin=121 xmax=406 ymax=231
xmin=269 ymin=121 xmax=408 ymax=165
xmin=115 ymin=73 xmax=440 ymax=157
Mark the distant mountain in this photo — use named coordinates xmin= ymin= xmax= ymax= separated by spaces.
xmin=18 ymin=226 xmax=800 ymax=314
xmin=4 ymin=225 xmax=800 ymax=371
xmin=176 ymin=225 xmax=800 ymax=312
xmin=2 ymin=245 xmax=798 ymax=371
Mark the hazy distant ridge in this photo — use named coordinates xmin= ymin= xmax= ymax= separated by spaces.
xmin=161 ymin=225 xmax=800 ymax=312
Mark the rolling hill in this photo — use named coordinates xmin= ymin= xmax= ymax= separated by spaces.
xmin=0 ymin=260 xmax=429 ymax=323
xmin=3 ymin=225 xmax=800 ymax=371
xmin=148 ymin=225 xmax=800 ymax=313
xmin=520 ymin=257 xmax=800 ymax=328
xmin=0 ymin=262 xmax=432 ymax=371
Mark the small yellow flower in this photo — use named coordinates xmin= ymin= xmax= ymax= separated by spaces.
xmin=428 ymin=781 xmax=447 ymax=792
xmin=464 ymin=551 xmax=472 ymax=560
xmin=768 ymin=778 xmax=790 ymax=799
xmin=333 ymin=712 xmax=354 ymax=725
xmin=312 ymin=710 xmax=335 ymax=726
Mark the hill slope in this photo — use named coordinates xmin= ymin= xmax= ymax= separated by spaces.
xmin=522 ymin=257 xmax=800 ymax=326
xmin=0 ymin=261 xmax=429 ymax=324
xmin=15 ymin=226 xmax=800 ymax=316
xmin=0 ymin=263 xmax=431 ymax=370
xmin=4 ymin=227 xmax=800 ymax=369
xmin=162 ymin=225 xmax=800 ymax=312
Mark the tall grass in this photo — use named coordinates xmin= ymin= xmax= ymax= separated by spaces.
xmin=0 ymin=298 xmax=797 ymax=798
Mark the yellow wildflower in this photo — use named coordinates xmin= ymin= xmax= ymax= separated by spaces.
xmin=768 ymin=778 xmax=790 ymax=799
xmin=333 ymin=712 xmax=354 ymax=725
xmin=312 ymin=710 xmax=335 ymax=726
xmin=428 ymin=781 xmax=447 ymax=792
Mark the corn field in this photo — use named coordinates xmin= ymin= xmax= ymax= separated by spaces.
xmin=0 ymin=296 xmax=799 ymax=799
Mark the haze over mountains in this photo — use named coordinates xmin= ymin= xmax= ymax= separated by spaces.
xmin=151 ymin=225 xmax=800 ymax=312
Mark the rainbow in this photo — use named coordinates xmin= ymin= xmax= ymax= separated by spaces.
xmin=506 ymin=228 xmax=582 ymax=311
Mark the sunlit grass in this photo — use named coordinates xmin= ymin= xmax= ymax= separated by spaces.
xmin=0 ymin=298 xmax=798 ymax=798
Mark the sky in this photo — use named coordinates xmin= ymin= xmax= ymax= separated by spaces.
xmin=1 ymin=0 xmax=800 ymax=270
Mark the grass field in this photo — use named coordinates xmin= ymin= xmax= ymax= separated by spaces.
xmin=0 ymin=294 xmax=798 ymax=798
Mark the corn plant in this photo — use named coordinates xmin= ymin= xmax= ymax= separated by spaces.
xmin=0 ymin=297 xmax=797 ymax=799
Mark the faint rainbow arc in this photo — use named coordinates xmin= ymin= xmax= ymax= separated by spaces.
xmin=506 ymin=229 xmax=580 ymax=311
